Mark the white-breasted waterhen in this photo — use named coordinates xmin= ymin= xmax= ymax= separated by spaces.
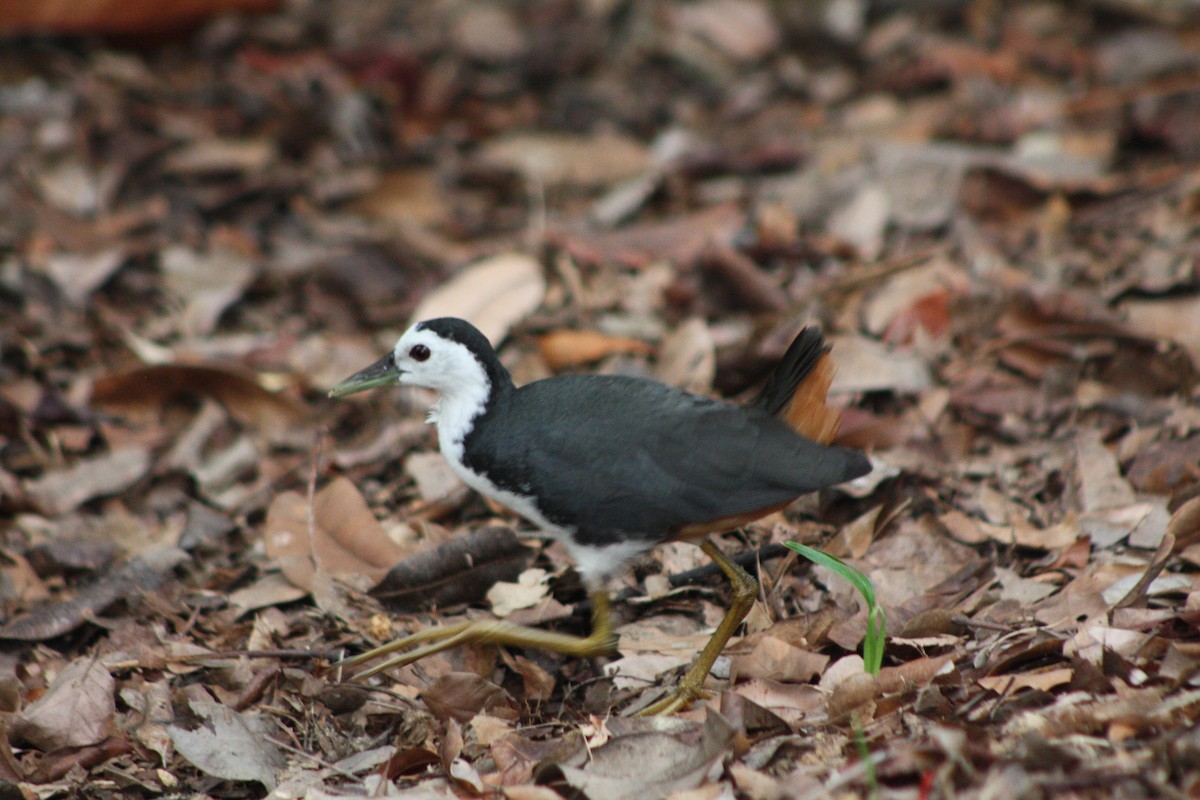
xmin=330 ymin=317 xmax=870 ymax=714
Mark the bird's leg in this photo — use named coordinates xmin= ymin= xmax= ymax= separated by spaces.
xmin=636 ymin=538 xmax=759 ymax=716
xmin=334 ymin=592 xmax=615 ymax=681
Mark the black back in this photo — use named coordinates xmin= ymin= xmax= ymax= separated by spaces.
xmin=461 ymin=373 xmax=870 ymax=547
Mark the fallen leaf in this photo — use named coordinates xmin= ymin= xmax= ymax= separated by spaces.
xmin=487 ymin=568 xmax=550 ymax=618
xmin=422 ymin=672 xmax=517 ymax=723
xmin=23 ymin=447 xmax=151 ymax=517
xmin=12 ymin=658 xmax=114 ymax=750
xmin=730 ymin=637 xmax=828 ymax=684
xmin=1077 ymin=430 xmax=1137 ymax=512
xmin=160 ymin=245 xmax=257 ymax=337
xmin=543 ymin=712 xmax=734 ymax=798
xmin=479 ymin=131 xmax=650 ymax=189
xmin=263 ymin=476 xmax=411 ymax=591
xmin=654 ymin=318 xmax=716 ymax=394
xmin=91 ymin=363 xmax=308 ymax=436
xmin=169 ymin=699 xmax=285 ymax=790
xmin=977 ymin=667 xmax=1074 ymax=694
xmin=538 ymin=329 xmax=654 ymax=370
xmin=0 ymin=547 xmax=187 ymax=641
xmin=827 ymin=335 xmax=932 ymax=394
xmin=410 ymin=252 xmax=546 ymax=345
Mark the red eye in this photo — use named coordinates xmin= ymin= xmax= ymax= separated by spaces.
xmin=409 ymin=344 xmax=431 ymax=362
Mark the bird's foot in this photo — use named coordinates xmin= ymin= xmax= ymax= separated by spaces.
xmin=634 ymin=679 xmax=712 ymax=716
xmin=333 ymin=594 xmax=617 ymax=681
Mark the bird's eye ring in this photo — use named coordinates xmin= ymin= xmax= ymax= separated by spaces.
xmin=409 ymin=344 xmax=431 ymax=362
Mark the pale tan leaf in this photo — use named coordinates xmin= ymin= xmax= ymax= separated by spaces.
xmin=411 ymin=252 xmax=546 ymax=345
xmin=12 ymin=657 xmax=115 ymax=750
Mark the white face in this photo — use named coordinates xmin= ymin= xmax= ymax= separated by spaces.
xmin=391 ymin=324 xmax=489 ymax=397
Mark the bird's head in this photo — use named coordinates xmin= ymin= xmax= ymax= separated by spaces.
xmin=329 ymin=317 xmax=507 ymax=400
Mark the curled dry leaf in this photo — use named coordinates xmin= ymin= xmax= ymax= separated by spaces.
xmin=537 ymin=329 xmax=654 ymax=370
xmin=0 ymin=547 xmax=188 ymax=641
xmin=654 ymin=318 xmax=716 ymax=393
xmin=159 ymin=245 xmax=258 ymax=337
xmin=0 ymin=0 xmax=279 ymax=35
xmin=370 ymin=526 xmax=534 ymax=612
xmin=263 ymin=476 xmax=410 ymax=592
xmin=730 ymin=636 xmax=829 ymax=684
xmin=91 ymin=363 xmax=307 ymax=436
xmin=421 ymin=672 xmax=518 ymax=723
xmin=487 ymin=568 xmax=551 ymax=618
xmin=24 ymin=447 xmax=151 ymax=517
xmin=410 ymin=252 xmax=546 ymax=345
xmin=478 ymin=131 xmax=650 ymax=189
xmin=543 ymin=711 xmax=735 ymax=798
xmin=12 ymin=657 xmax=115 ymax=750
xmin=168 ymin=700 xmax=285 ymax=790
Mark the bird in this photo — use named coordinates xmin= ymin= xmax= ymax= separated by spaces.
xmin=329 ymin=316 xmax=870 ymax=715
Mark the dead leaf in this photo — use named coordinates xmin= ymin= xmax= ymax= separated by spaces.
xmin=827 ymin=335 xmax=932 ymax=394
xmin=487 ymin=568 xmax=550 ymax=618
xmin=1076 ymin=431 xmax=1137 ymax=513
xmin=654 ymin=318 xmax=716 ymax=393
xmin=411 ymin=253 xmax=546 ymax=345
xmin=543 ymin=712 xmax=734 ymax=798
xmin=12 ymin=658 xmax=114 ymax=750
xmin=263 ymin=477 xmax=411 ymax=591
xmin=168 ymin=699 xmax=285 ymax=790
xmin=24 ymin=446 xmax=150 ymax=517
xmin=34 ymin=248 xmax=125 ymax=306
xmin=538 ymin=329 xmax=654 ymax=370
xmin=0 ymin=0 xmax=279 ymax=35
xmin=0 ymin=547 xmax=187 ymax=641
xmin=370 ymin=526 xmax=534 ymax=612
xmin=422 ymin=672 xmax=517 ymax=723
xmin=163 ymin=138 xmax=277 ymax=176
xmin=731 ymin=637 xmax=828 ymax=684
xmin=90 ymin=363 xmax=308 ymax=436
xmin=479 ymin=131 xmax=650 ymax=189
xmin=405 ymin=451 xmax=467 ymax=503
xmin=977 ymin=667 xmax=1074 ymax=694
xmin=160 ymin=245 xmax=257 ymax=337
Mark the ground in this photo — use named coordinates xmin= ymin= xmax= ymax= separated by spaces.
xmin=1 ymin=1 xmax=1199 ymax=798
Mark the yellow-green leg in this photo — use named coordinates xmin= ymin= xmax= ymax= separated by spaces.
xmin=636 ymin=538 xmax=759 ymax=716
xmin=335 ymin=592 xmax=616 ymax=680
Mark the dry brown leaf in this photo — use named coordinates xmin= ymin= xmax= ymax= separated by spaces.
xmin=654 ymin=318 xmax=716 ymax=394
xmin=263 ymin=477 xmax=411 ymax=591
xmin=91 ymin=363 xmax=307 ymax=436
xmin=0 ymin=0 xmax=278 ymax=34
xmin=12 ymin=658 xmax=114 ymax=750
xmin=545 ymin=712 xmax=734 ymax=799
xmin=1076 ymin=431 xmax=1137 ymax=513
xmin=977 ymin=667 xmax=1073 ymax=694
xmin=730 ymin=636 xmax=828 ymax=684
xmin=422 ymin=672 xmax=517 ymax=723
xmin=411 ymin=253 xmax=546 ymax=345
xmin=827 ymin=335 xmax=932 ymax=394
xmin=24 ymin=447 xmax=150 ymax=517
xmin=168 ymin=699 xmax=285 ymax=790
xmin=479 ymin=131 xmax=650 ymax=189
xmin=487 ymin=568 xmax=551 ymax=618
xmin=537 ymin=329 xmax=654 ymax=370
xmin=352 ymin=168 xmax=448 ymax=228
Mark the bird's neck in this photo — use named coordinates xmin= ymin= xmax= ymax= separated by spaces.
xmin=429 ymin=358 xmax=514 ymax=454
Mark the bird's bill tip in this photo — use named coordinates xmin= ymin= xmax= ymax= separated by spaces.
xmin=328 ymin=353 xmax=399 ymax=397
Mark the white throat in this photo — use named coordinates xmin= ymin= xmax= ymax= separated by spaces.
xmin=426 ymin=371 xmax=491 ymax=463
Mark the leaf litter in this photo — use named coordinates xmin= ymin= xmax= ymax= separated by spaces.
xmin=1 ymin=1 xmax=1200 ymax=798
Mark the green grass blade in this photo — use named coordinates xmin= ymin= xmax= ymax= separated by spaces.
xmin=784 ymin=541 xmax=887 ymax=675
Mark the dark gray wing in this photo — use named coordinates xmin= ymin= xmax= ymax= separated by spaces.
xmin=463 ymin=375 xmax=868 ymax=541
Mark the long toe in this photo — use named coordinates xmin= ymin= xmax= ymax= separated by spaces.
xmin=635 ymin=682 xmax=712 ymax=716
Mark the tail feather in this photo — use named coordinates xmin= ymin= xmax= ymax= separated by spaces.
xmin=751 ymin=328 xmax=843 ymax=445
